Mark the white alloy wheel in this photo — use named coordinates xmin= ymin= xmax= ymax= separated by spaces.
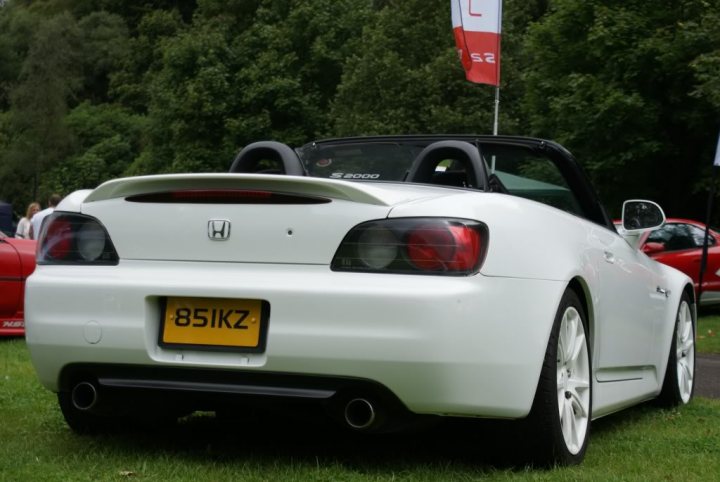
xmin=658 ymin=291 xmax=695 ymax=407
xmin=556 ymin=306 xmax=591 ymax=454
xmin=524 ymin=289 xmax=591 ymax=466
xmin=675 ymin=299 xmax=695 ymax=403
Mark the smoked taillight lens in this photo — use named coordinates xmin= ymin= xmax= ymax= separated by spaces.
xmin=38 ymin=213 xmax=119 ymax=265
xmin=332 ymin=218 xmax=488 ymax=275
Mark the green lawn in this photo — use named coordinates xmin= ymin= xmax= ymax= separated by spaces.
xmin=1 ymin=331 xmax=719 ymax=481
xmin=697 ymin=314 xmax=720 ymax=354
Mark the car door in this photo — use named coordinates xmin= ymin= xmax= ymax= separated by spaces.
xmin=590 ymin=226 xmax=667 ymax=374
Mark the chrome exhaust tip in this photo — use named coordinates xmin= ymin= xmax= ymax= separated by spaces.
xmin=71 ymin=381 xmax=99 ymax=411
xmin=344 ymin=398 xmax=377 ymax=430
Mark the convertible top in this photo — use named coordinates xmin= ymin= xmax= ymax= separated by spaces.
xmin=230 ymin=135 xmax=615 ymax=231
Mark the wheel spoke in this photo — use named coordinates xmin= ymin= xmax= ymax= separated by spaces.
xmin=679 ymin=364 xmax=688 ymax=394
xmin=679 ymin=358 xmax=693 ymax=392
xmin=563 ymin=314 xmax=578 ymax=361
xmin=561 ymin=400 xmax=575 ymax=446
xmin=568 ymin=387 xmax=589 ymax=418
xmin=679 ymin=327 xmax=694 ymax=353
xmin=569 ymin=333 xmax=586 ymax=364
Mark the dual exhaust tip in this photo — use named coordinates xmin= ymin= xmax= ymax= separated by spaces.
xmin=70 ymin=381 xmax=388 ymax=432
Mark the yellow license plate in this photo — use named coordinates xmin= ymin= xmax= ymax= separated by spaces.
xmin=161 ymin=297 xmax=268 ymax=351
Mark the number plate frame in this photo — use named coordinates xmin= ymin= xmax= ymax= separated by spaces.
xmin=159 ymin=297 xmax=270 ymax=352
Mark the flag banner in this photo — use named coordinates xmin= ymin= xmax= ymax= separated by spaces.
xmin=714 ymin=130 xmax=720 ymax=166
xmin=451 ymin=0 xmax=502 ymax=86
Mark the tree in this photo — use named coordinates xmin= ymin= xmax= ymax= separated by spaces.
xmin=0 ymin=12 xmax=82 ymax=208
xmin=130 ymin=0 xmax=376 ymax=175
xmin=520 ymin=0 xmax=719 ymax=217
xmin=77 ymin=11 xmax=130 ymax=103
xmin=0 ymin=4 xmax=39 ymax=110
xmin=40 ymin=101 xmax=147 ymax=194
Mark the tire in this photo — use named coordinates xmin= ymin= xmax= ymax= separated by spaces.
xmin=657 ymin=291 xmax=695 ymax=407
xmin=522 ymin=289 xmax=592 ymax=467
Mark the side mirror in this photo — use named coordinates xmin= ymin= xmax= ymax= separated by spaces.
xmin=619 ymin=200 xmax=665 ymax=250
xmin=621 ymin=200 xmax=665 ymax=233
xmin=642 ymin=242 xmax=665 ymax=255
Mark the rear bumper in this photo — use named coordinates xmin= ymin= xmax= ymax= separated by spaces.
xmin=25 ymin=260 xmax=566 ymax=419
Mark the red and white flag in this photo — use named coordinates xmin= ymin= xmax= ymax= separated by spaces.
xmin=451 ymin=0 xmax=502 ymax=86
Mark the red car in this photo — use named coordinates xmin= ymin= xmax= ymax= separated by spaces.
xmin=636 ymin=218 xmax=720 ymax=305
xmin=0 ymin=232 xmax=36 ymax=336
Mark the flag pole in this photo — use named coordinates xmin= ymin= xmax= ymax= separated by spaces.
xmin=699 ymin=169 xmax=716 ymax=304
xmin=492 ymin=86 xmax=500 ymax=136
xmin=493 ymin=0 xmax=502 ymax=137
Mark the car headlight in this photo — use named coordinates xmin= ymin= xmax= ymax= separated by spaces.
xmin=332 ymin=217 xmax=488 ymax=275
xmin=38 ymin=213 xmax=119 ymax=265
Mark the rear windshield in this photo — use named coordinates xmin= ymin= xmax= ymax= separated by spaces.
xmin=297 ymin=142 xmax=422 ymax=181
xmin=297 ymin=140 xmax=580 ymax=215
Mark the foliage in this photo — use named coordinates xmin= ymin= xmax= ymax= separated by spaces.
xmin=521 ymin=0 xmax=720 ymax=215
xmin=0 ymin=0 xmax=719 ymax=221
xmin=40 ymin=102 xmax=147 ymax=194
xmin=0 ymin=11 xmax=81 ymax=207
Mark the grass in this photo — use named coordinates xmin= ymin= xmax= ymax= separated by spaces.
xmin=697 ymin=312 xmax=720 ymax=354
xmin=1 ymin=332 xmax=719 ymax=481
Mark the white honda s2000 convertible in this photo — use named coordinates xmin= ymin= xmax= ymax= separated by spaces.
xmin=26 ymin=135 xmax=695 ymax=466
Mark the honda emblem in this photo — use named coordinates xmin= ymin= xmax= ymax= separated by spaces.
xmin=208 ymin=219 xmax=231 ymax=241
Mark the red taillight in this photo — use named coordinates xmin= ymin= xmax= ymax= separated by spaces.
xmin=332 ymin=218 xmax=488 ymax=275
xmin=406 ymin=225 xmax=480 ymax=271
xmin=45 ymin=218 xmax=73 ymax=260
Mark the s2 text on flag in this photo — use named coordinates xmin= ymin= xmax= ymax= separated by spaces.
xmin=451 ymin=0 xmax=503 ymax=86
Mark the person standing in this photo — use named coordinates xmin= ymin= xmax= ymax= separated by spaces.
xmin=15 ymin=201 xmax=40 ymax=239
xmin=29 ymin=194 xmax=61 ymax=240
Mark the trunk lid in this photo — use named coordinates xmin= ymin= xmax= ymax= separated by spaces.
xmin=80 ymin=174 xmax=461 ymax=265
